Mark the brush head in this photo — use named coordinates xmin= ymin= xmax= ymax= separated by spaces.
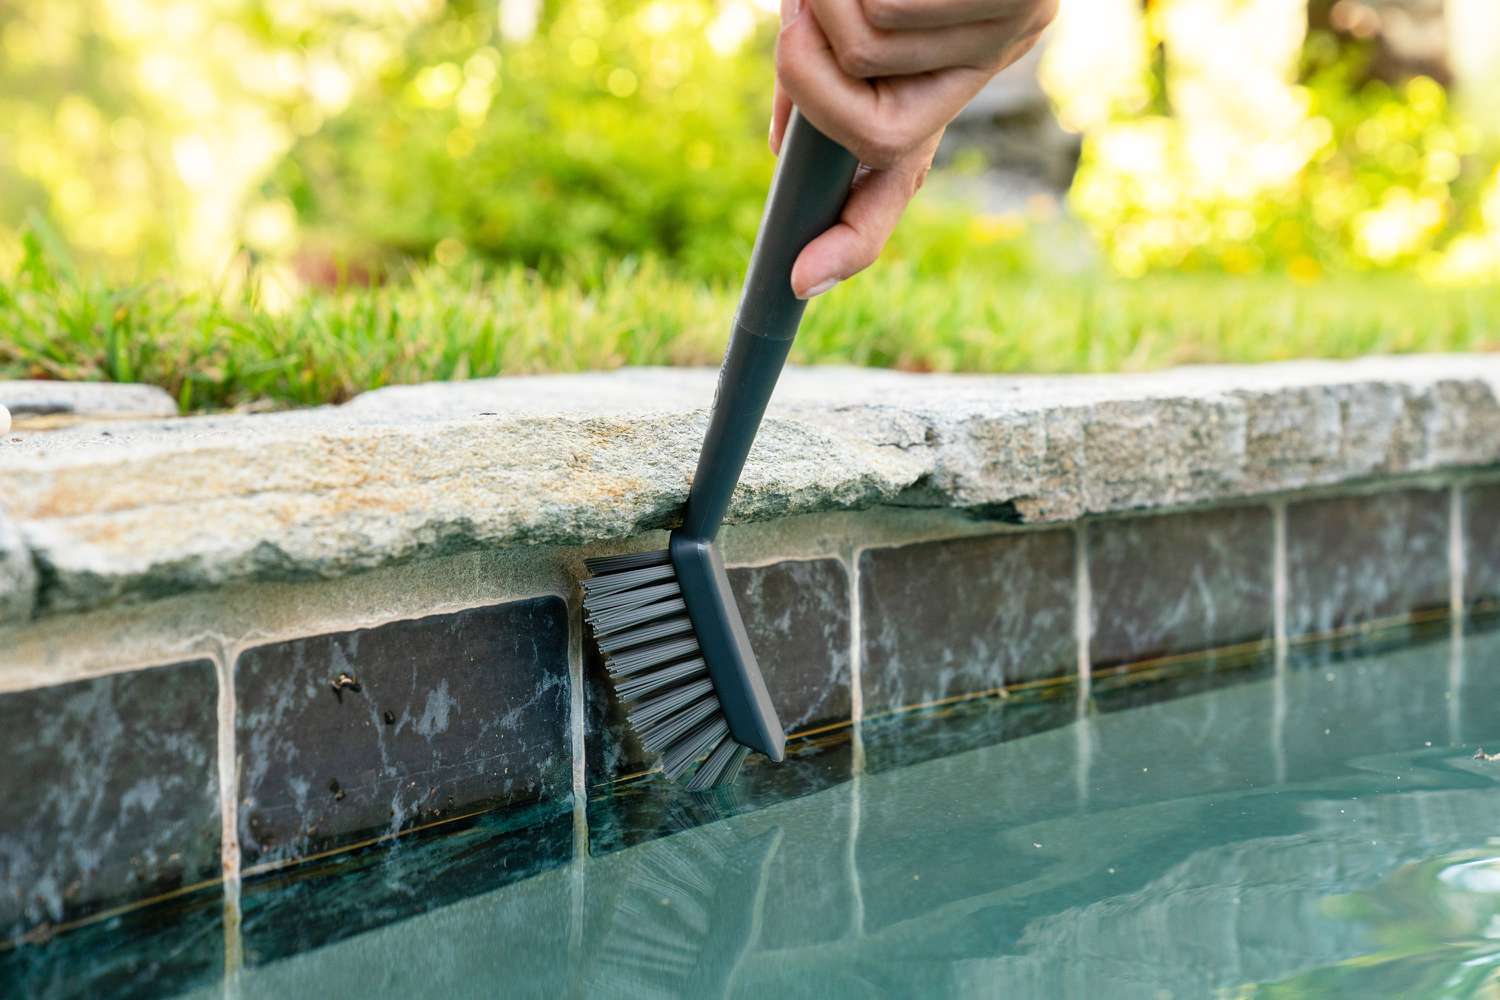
xmin=583 ymin=538 xmax=785 ymax=790
xmin=583 ymin=548 xmax=752 ymax=790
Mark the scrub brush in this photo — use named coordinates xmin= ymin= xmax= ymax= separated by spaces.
xmin=583 ymin=110 xmax=858 ymax=789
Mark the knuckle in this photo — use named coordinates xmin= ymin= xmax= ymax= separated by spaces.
xmin=857 ymin=119 xmax=913 ymax=169
xmin=834 ymin=35 xmax=886 ymax=79
xmin=861 ymin=0 xmax=906 ymax=30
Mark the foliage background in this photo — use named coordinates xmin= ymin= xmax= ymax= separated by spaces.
xmin=6 ymin=0 xmax=1500 ymax=409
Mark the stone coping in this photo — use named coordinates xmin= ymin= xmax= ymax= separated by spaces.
xmin=0 ymin=380 xmax=177 ymax=424
xmin=1 ymin=355 xmax=1498 ymax=621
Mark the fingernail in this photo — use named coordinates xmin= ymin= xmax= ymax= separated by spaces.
xmin=799 ymin=278 xmax=839 ymax=299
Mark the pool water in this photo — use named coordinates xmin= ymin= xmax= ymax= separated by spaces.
xmin=11 ymin=621 xmax=1500 ymax=998
xmin=184 ymin=620 xmax=1500 ymax=999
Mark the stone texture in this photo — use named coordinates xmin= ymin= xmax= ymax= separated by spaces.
xmin=0 ymin=380 xmax=177 ymax=426
xmin=859 ymin=529 xmax=1076 ymax=716
xmin=0 ymin=506 xmax=37 ymax=625
xmin=0 ymin=660 xmax=220 ymax=940
xmin=727 ymin=559 xmax=852 ymax=734
xmin=1286 ymin=488 xmax=1450 ymax=638
xmin=1465 ymin=481 xmax=1500 ymax=610
xmin=1089 ymin=506 xmax=1274 ymax=668
xmin=235 ymin=598 xmax=571 ymax=867
xmin=3 ymin=356 xmax=1500 ymax=615
xmin=585 ymin=557 xmax=853 ymax=788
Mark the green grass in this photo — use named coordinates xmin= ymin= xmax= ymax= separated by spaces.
xmin=3 ymin=243 xmax=1499 ymax=413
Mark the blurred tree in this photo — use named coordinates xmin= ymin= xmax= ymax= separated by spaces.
xmin=262 ymin=0 xmax=780 ymax=283
xmin=0 ymin=0 xmax=443 ymax=274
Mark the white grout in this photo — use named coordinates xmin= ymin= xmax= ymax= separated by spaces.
xmin=1074 ymin=714 xmax=1093 ymax=810
xmin=1449 ymin=484 xmax=1466 ymax=744
xmin=1073 ymin=521 xmax=1092 ymax=712
xmin=1272 ymin=500 xmax=1289 ymax=666
xmin=213 ymin=649 xmax=243 ymax=979
xmin=846 ymin=543 xmax=866 ymax=776
xmin=846 ymin=774 xmax=866 ymax=937
xmin=1451 ymin=485 xmax=1466 ymax=622
xmin=566 ymin=596 xmax=589 ymax=861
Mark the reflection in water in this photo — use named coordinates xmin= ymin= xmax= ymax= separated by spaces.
xmin=587 ymin=826 xmax=783 ymax=997
xmin=161 ymin=622 xmax=1500 ymax=998
xmin=1259 ymin=847 xmax=1500 ymax=996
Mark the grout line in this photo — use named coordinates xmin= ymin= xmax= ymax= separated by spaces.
xmin=565 ymin=595 xmax=590 ymax=989
xmin=566 ymin=597 xmax=589 ymax=861
xmin=847 ymin=773 xmax=865 ymax=938
xmin=1072 ymin=521 xmax=1092 ymax=808
xmin=1272 ymin=500 xmax=1289 ymax=667
xmin=213 ymin=650 xmax=243 ymax=980
xmin=1073 ymin=521 xmax=1092 ymax=713
xmin=1449 ymin=483 xmax=1466 ymax=744
xmin=1271 ymin=500 xmax=1288 ymax=783
xmin=1074 ymin=714 xmax=1093 ymax=811
xmin=1451 ymin=484 xmax=1466 ymax=622
xmin=846 ymin=543 xmax=865 ymax=775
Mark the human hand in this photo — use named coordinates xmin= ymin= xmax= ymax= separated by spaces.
xmin=771 ymin=0 xmax=1057 ymax=297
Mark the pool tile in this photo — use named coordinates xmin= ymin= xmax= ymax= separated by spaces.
xmin=727 ymin=559 xmax=852 ymax=734
xmin=1286 ymin=488 xmax=1449 ymax=639
xmin=0 ymin=882 xmax=223 ymax=999
xmin=1465 ymin=482 xmax=1500 ymax=611
xmin=235 ymin=598 xmax=571 ymax=867
xmin=1089 ymin=506 xmax=1274 ymax=668
xmin=858 ymin=529 xmax=1076 ymax=716
xmin=585 ymin=557 xmax=853 ymax=789
xmin=240 ymin=800 xmax=572 ymax=967
xmin=0 ymin=660 xmax=220 ymax=941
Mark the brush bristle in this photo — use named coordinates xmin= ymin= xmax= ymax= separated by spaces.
xmin=584 ymin=549 xmax=750 ymax=789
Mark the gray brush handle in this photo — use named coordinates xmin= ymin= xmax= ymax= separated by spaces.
xmin=679 ymin=110 xmax=858 ymax=541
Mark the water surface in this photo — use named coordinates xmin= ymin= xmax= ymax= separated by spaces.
xmin=210 ymin=622 xmax=1500 ymax=998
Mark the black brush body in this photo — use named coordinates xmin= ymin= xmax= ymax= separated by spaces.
xmin=583 ymin=111 xmax=858 ymax=789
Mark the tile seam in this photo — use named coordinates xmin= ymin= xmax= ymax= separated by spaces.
xmin=567 ymin=595 xmax=589 ymax=861
xmin=1073 ymin=521 xmax=1092 ymax=711
xmin=213 ymin=648 xmax=243 ymax=980
xmin=1451 ymin=483 xmax=1466 ymax=620
xmin=1272 ymin=500 xmax=1289 ymax=665
xmin=845 ymin=542 xmax=865 ymax=775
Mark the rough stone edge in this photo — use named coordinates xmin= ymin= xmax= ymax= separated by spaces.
xmin=0 ymin=380 xmax=178 ymax=419
xmin=4 ymin=357 xmax=1500 ymax=618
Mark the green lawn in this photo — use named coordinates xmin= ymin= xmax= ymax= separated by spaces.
xmin=4 ymin=244 xmax=1499 ymax=413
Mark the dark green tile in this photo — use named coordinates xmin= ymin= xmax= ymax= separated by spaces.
xmin=727 ymin=559 xmax=852 ymax=734
xmin=1287 ymin=488 xmax=1449 ymax=638
xmin=0 ymin=661 xmax=220 ymax=941
xmin=1465 ymin=482 xmax=1500 ymax=610
xmin=236 ymin=598 xmax=570 ymax=867
xmin=1089 ymin=506 xmax=1273 ymax=668
xmin=859 ymin=530 xmax=1075 ymax=716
